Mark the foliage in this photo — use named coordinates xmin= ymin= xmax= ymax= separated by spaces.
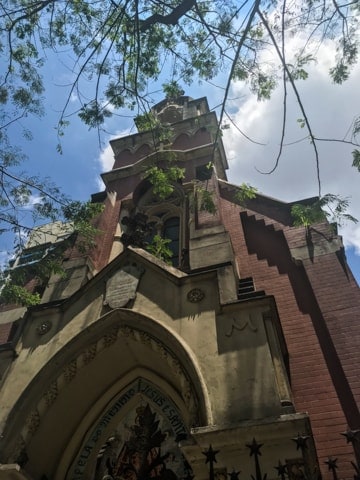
xmin=1 ymin=0 xmax=359 ymax=138
xmin=235 ymin=183 xmax=258 ymax=206
xmin=291 ymin=194 xmax=358 ymax=228
xmin=353 ymin=149 xmax=360 ymax=172
xmin=146 ymin=234 xmax=173 ymax=264
xmin=163 ymin=81 xmax=185 ymax=99
xmin=0 ymin=283 xmax=41 ymax=307
xmin=0 ymin=0 xmax=360 ymax=292
xmin=145 ymin=163 xmax=185 ymax=200
xmin=352 ymin=117 xmax=360 ymax=171
xmin=0 ymin=201 xmax=103 ymax=306
xmin=120 ymin=212 xmax=154 ymax=248
xmin=192 ymin=184 xmax=217 ymax=214
xmin=63 ymin=201 xmax=104 ymax=252
xmin=135 ymin=112 xmax=173 ymax=143
xmin=291 ymin=203 xmax=327 ymax=228
xmin=0 ymin=236 xmax=71 ymax=307
xmin=198 ymin=188 xmax=216 ymax=214
xmin=135 ymin=113 xmax=160 ymax=132
xmin=0 ymin=0 xmax=359 ymax=201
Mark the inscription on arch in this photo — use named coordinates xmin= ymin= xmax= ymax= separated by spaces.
xmin=70 ymin=378 xmax=189 ymax=479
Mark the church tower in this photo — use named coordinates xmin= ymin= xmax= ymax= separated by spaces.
xmin=0 ymin=95 xmax=359 ymax=480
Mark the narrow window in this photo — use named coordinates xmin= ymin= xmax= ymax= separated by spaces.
xmin=163 ymin=217 xmax=180 ymax=266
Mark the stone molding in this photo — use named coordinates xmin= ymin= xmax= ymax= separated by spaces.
xmin=10 ymin=322 xmax=198 ymax=464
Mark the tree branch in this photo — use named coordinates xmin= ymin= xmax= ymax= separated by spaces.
xmin=259 ymin=0 xmax=288 ymax=175
xmin=140 ymin=0 xmax=196 ymax=32
xmin=257 ymin=7 xmax=322 ymax=197
xmin=0 ymin=168 xmax=67 ymax=207
xmin=224 ymin=110 xmax=266 ymax=146
xmin=214 ymin=0 xmax=262 ymax=152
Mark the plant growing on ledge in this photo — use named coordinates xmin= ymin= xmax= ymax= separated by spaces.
xmin=146 ymin=234 xmax=173 ymax=264
xmin=190 ymin=183 xmax=217 ymax=215
xmin=291 ymin=194 xmax=357 ymax=228
xmin=235 ymin=183 xmax=258 ymax=206
xmin=145 ymin=163 xmax=185 ymax=200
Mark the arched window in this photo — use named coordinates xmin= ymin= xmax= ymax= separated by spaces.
xmin=163 ymin=216 xmax=180 ymax=266
xmin=132 ymin=181 xmax=186 ymax=268
xmin=145 ymin=213 xmax=180 ymax=267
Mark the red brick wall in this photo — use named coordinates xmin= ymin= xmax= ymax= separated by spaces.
xmin=284 ymin=225 xmax=360 ymax=435
xmin=0 ymin=323 xmax=13 ymax=344
xmin=89 ymin=195 xmax=122 ymax=271
xmin=220 ymin=196 xmax=357 ymax=480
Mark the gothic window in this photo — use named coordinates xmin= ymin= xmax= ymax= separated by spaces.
xmin=163 ymin=217 xmax=180 ymax=265
xmin=132 ymin=181 xmax=186 ymax=268
xmin=196 ymin=163 xmax=212 ymax=181
xmin=147 ymin=213 xmax=181 ymax=266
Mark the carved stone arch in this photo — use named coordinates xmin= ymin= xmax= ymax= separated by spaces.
xmin=0 ymin=308 xmax=210 ymax=479
xmin=59 ymin=373 xmax=192 ymax=480
xmin=133 ymin=142 xmax=152 ymax=158
xmin=172 ymin=132 xmax=192 ymax=150
xmin=193 ymin=126 xmax=212 ymax=144
xmin=146 ymin=202 xmax=183 ymax=222
xmin=121 ymin=143 xmax=153 ymax=156
xmin=131 ymin=181 xmax=187 ymax=267
xmin=135 ymin=181 xmax=185 ymax=209
xmin=132 ymin=179 xmax=185 ymax=210
xmin=113 ymin=148 xmax=133 ymax=169
xmin=171 ymin=126 xmax=212 ymax=153
xmin=113 ymin=144 xmax=153 ymax=169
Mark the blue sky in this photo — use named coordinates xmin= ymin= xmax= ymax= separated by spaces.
xmin=2 ymin=39 xmax=360 ymax=285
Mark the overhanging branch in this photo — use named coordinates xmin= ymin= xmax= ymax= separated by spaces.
xmin=140 ymin=0 xmax=196 ymax=31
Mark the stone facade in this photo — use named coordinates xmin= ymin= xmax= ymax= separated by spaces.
xmin=0 ymin=96 xmax=359 ymax=480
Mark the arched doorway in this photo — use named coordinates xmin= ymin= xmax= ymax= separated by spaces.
xmin=1 ymin=309 xmax=209 ymax=480
xmin=68 ymin=378 xmax=193 ymax=480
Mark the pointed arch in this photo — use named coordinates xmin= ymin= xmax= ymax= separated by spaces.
xmin=0 ymin=309 xmax=211 ymax=479
xmin=63 ymin=375 xmax=191 ymax=479
xmin=132 ymin=181 xmax=186 ymax=267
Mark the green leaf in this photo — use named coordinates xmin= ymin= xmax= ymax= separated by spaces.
xmin=235 ymin=183 xmax=258 ymax=206
xmin=146 ymin=234 xmax=173 ymax=263
xmin=291 ymin=203 xmax=326 ymax=227
xmin=352 ymin=117 xmax=360 ymax=140
xmin=162 ymin=81 xmax=184 ymax=99
xmin=78 ymin=101 xmax=112 ymax=128
xmin=352 ymin=149 xmax=360 ymax=172
xmin=292 ymin=194 xmax=358 ymax=227
xmin=197 ymin=187 xmax=216 ymax=214
xmin=329 ymin=62 xmax=350 ymax=84
xmin=0 ymin=283 xmax=41 ymax=306
xmin=145 ymin=164 xmax=184 ymax=200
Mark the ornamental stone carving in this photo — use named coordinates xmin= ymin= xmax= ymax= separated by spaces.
xmin=17 ymin=322 xmax=199 ymax=449
xmin=187 ymin=288 xmax=205 ymax=303
xmin=36 ymin=319 xmax=52 ymax=335
xmin=63 ymin=359 xmax=77 ymax=384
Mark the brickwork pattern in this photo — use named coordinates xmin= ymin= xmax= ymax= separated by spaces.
xmin=219 ymin=196 xmax=357 ymax=480
xmin=0 ymin=323 xmax=13 ymax=344
xmin=90 ymin=195 xmax=122 ymax=271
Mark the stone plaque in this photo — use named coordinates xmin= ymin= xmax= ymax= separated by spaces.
xmin=104 ymin=263 xmax=144 ymax=308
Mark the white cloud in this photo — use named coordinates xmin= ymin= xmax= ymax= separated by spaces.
xmin=222 ymin=38 xmax=360 ymax=254
xmin=342 ymin=224 xmax=360 ymax=255
xmin=70 ymin=92 xmax=78 ymax=103
xmin=96 ymin=128 xmax=133 ymax=190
